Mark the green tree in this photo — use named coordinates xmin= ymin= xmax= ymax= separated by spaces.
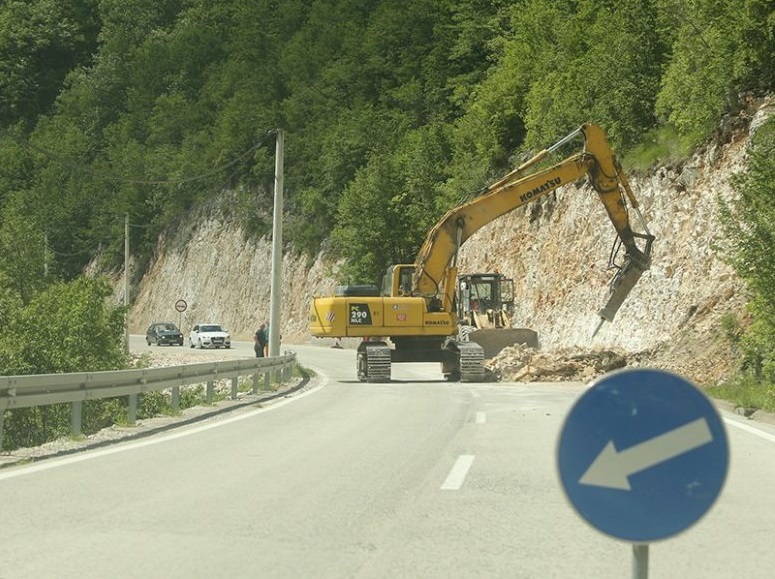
xmin=0 ymin=276 xmax=126 ymax=375
xmin=0 ymin=193 xmax=50 ymax=303
xmin=521 ymin=0 xmax=665 ymax=150
xmin=332 ymin=124 xmax=451 ymax=284
xmin=0 ymin=0 xmax=99 ymax=125
xmin=655 ymin=0 xmax=775 ymax=137
xmin=718 ymin=117 xmax=775 ymax=379
xmin=24 ymin=114 xmax=110 ymax=279
xmin=443 ymin=0 xmax=520 ymax=199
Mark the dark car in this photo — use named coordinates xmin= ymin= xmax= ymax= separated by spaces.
xmin=146 ymin=322 xmax=184 ymax=346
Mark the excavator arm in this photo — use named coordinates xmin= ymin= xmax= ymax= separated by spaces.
xmin=411 ymin=123 xmax=654 ymax=332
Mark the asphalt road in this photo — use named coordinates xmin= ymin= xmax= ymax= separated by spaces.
xmin=1 ymin=340 xmax=775 ymax=577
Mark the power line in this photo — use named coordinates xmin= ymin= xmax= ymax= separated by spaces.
xmin=3 ymin=129 xmax=275 ymax=186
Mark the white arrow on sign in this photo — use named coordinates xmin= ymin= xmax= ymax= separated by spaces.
xmin=579 ymin=417 xmax=713 ymax=490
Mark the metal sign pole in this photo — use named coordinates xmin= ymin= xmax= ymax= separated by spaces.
xmin=632 ymin=544 xmax=649 ymax=579
xmin=174 ymin=300 xmax=187 ymax=340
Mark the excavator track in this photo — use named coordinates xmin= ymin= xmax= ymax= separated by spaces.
xmin=445 ymin=341 xmax=486 ymax=382
xmin=357 ymin=342 xmax=392 ymax=383
xmin=458 ymin=342 xmax=485 ymax=382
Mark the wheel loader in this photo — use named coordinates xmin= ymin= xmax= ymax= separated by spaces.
xmin=456 ymin=272 xmax=538 ymax=359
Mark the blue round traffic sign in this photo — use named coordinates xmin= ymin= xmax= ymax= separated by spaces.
xmin=557 ymin=368 xmax=729 ymax=543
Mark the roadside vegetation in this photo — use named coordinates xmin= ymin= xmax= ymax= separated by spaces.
xmin=707 ymin=376 xmax=775 ymax=414
xmin=712 ymin=116 xmax=775 ymax=410
xmin=0 ymin=0 xmax=774 ymax=444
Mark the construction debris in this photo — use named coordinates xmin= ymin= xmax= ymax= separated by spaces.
xmin=484 ymin=344 xmax=628 ymax=383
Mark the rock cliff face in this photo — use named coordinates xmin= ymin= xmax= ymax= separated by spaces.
xmin=128 ymin=98 xmax=773 ymax=385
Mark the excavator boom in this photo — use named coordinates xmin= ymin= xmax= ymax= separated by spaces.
xmin=412 ymin=124 xmax=652 ymax=328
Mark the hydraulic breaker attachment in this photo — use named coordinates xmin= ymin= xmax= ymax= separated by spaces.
xmin=593 ymin=233 xmax=655 ymax=337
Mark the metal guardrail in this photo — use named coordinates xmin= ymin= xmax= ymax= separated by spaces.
xmin=0 ymin=353 xmax=297 ymax=450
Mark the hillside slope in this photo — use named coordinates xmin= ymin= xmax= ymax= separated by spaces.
xmin=128 ymin=99 xmax=773 ymax=386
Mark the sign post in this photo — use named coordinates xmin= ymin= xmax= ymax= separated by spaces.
xmin=175 ymin=299 xmax=187 ymax=333
xmin=557 ymin=368 xmax=729 ymax=577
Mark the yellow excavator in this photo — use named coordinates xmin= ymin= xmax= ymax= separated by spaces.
xmin=309 ymin=123 xmax=655 ymax=382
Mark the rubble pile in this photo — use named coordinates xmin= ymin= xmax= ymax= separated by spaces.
xmin=484 ymin=344 xmax=628 ymax=383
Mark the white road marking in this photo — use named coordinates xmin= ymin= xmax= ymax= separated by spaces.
xmin=0 ymin=368 xmax=329 ymax=482
xmin=476 ymin=411 xmax=486 ymax=424
xmin=441 ymin=454 xmax=475 ymax=490
xmin=724 ymin=417 xmax=775 ymax=443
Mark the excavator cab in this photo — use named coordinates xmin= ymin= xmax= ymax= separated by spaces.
xmin=381 ymin=264 xmax=416 ymax=297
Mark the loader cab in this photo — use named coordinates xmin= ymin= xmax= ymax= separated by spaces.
xmin=457 ymin=273 xmax=515 ymax=323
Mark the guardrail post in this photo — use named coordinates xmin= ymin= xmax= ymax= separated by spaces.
xmin=231 ymin=377 xmax=238 ymax=400
xmin=252 ymin=373 xmax=259 ymax=395
xmin=0 ymin=410 xmax=5 ymax=452
xmin=128 ymin=394 xmax=137 ymax=425
xmin=264 ymin=371 xmax=271 ymax=391
xmin=171 ymin=386 xmax=180 ymax=413
xmin=71 ymin=401 xmax=83 ymax=437
xmin=206 ymin=380 xmax=214 ymax=404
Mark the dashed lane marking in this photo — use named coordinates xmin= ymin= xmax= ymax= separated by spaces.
xmin=441 ymin=454 xmax=475 ymax=490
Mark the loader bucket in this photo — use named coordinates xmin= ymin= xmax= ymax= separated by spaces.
xmin=467 ymin=328 xmax=538 ymax=359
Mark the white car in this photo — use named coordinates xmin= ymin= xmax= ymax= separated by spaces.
xmin=189 ymin=323 xmax=231 ymax=349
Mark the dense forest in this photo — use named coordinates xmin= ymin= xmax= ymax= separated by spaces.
xmin=0 ymin=0 xmax=773 ymax=384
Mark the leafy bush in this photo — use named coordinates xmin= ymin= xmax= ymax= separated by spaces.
xmin=0 ymin=277 xmax=126 ymax=375
xmin=0 ymin=276 xmax=127 ymax=450
xmin=1 ymin=406 xmax=71 ymax=449
xmin=180 ymin=385 xmax=207 ymax=408
xmin=718 ymin=117 xmax=775 ymax=383
xmin=138 ymin=391 xmax=169 ymax=419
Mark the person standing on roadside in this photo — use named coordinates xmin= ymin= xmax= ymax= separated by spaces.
xmin=254 ymin=323 xmax=267 ymax=358
xmin=263 ymin=321 xmax=270 ymax=357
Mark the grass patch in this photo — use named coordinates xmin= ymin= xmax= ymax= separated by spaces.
xmin=293 ymin=364 xmax=313 ymax=379
xmin=129 ymin=352 xmax=152 ymax=369
xmin=623 ymin=125 xmax=705 ymax=172
xmin=180 ymin=384 xmax=208 ymax=407
xmin=706 ymin=375 xmax=775 ymax=413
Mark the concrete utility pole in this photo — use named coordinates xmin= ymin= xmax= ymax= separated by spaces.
xmin=268 ymin=129 xmax=284 ymax=357
xmin=124 ymin=213 xmax=130 ymax=355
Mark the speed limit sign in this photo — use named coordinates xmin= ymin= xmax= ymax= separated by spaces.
xmin=175 ymin=299 xmax=187 ymax=313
